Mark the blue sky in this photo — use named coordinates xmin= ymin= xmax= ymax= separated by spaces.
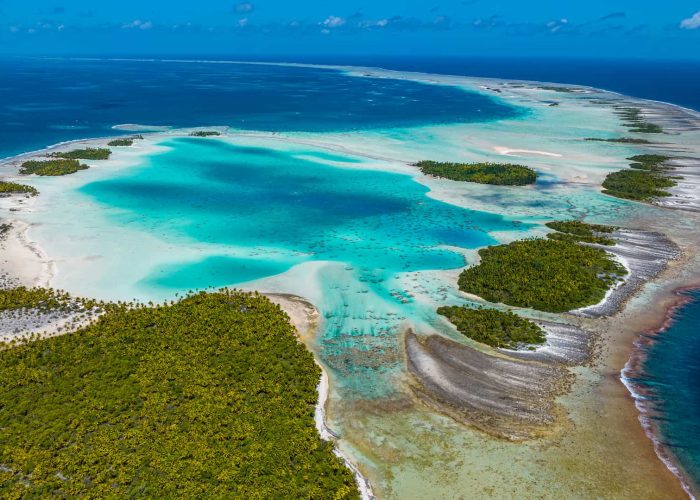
xmin=1 ymin=0 xmax=700 ymax=59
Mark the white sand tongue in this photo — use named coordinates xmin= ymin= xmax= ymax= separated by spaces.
xmin=494 ymin=146 xmax=563 ymax=158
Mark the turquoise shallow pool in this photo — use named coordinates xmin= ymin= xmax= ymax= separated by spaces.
xmin=79 ymin=137 xmax=530 ymax=395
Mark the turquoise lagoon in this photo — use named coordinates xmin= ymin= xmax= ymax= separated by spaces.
xmin=25 ymin=125 xmax=637 ymax=398
xmin=71 ymin=137 xmax=530 ymax=395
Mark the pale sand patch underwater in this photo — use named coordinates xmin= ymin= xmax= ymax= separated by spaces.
xmin=2 ymin=65 xmax=700 ymax=497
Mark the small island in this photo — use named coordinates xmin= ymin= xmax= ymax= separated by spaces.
xmin=584 ymin=137 xmax=653 ymax=144
xmin=0 ymin=181 xmax=38 ymax=196
xmin=458 ymin=238 xmax=626 ymax=313
xmin=545 ymin=220 xmax=616 ymax=245
xmin=437 ymin=305 xmax=545 ymax=349
xmin=107 ymin=135 xmax=143 ymax=147
xmin=416 ymin=161 xmax=537 ymax=185
xmin=49 ymin=148 xmax=112 ymax=160
xmin=189 ymin=131 xmax=222 ymax=137
xmin=615 ymin=107 xmax=664 ymax=134
xmin=19 ymin=159 xmax=89 ymax=176
xmin=628 ymin=154 xmax=672 ymax=171
xmin=537 ymin=86 xmax=577 ymax=93
xmin=0 ymin=288 xmax=358 ymax=498
xmin=598 ymin=153 xmax=679 ymax=202
xmin=602 ymin=169 xmax=677 ymax=201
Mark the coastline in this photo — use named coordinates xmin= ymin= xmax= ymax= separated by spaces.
xmin=0 ymin=222 xmax=377 ymax=497
xmin=1 ymin=62 xmax=699 ymax=497
xmin=266 ymin=293 xmax=376 ymax=500
xmin=0 ymin=219 xmax=55 ymax=289
xmin=621 ymin=285 xmax=700 ymax=499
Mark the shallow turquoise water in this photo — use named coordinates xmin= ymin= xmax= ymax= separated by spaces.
xmin=81 ymin=137 xmax=531 ymax=395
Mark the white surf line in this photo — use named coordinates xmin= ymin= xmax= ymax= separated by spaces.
xmin=621 ymin=351 xmax=696 ymax=500
xmin=572 ymin=250 xmax=630 ymax=317
xmin=315 ymin=370 xmax=376 ymax=500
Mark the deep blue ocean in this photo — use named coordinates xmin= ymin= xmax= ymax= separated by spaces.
xmin=0 ymin=57 xmax=519 ymax=159
xmin=315 ymin=56 xmax=700 ymax=112
xmin=630 ymin=290 xmax=700 ymax=493
xmin=2 ymin=55 xmax=700 ymax=490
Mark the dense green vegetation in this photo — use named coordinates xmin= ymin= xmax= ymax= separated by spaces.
xmin=19 ymin=159 xmax=89 ymax=176
xmin=438 ymin=306 xmax=545 ymax=349
xmin=0 ymin=223 xmax=10 ymax=238
xmin=545 ymin=220 xmax=616 ymax=246
xmin=50 ymin=148 xmax=111 ymax=160
xmin=458 ymin=238 xmax=626 ymax=313
xmin=416 ymin=161 xmax=537 ymax=186
xmin=615 ymin=107 xmax=664 ymax=134
xmin=602 ymin=169 xmax=677 ymax=201
xmin=0 ymin=286 xmax=74 ymax=312
xmin=107 ymin=138 xmax=134 ymax=147
xmin=0 ymin=180 xmax=38 ymax=196
xmin=108 ymin=135 xmax=144 ymax=147
xmin=628 ymin=123 xmax=663 ymax=134
xmin=537 ymin=86 xmax=576 ymax=93
xmin=584 ymin=137 xmax=652 ymax=144
xmin=0 ymin=290 xmax=358 ymax=498
xmin=189 ymin=131 xmax=222 ymax=137
xmin=628 ymin=154 xmax=672 ymax=171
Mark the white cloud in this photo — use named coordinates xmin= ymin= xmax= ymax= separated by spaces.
xmin=547 ymin=18 xmax=568 ymax=33
xmin=237 ymin=18 xmax=249 ymax=27
xmin=122 ymin=19 xmax=153 ymax=30
xmin=360 ymin=18 xmax=389 ymax=28
xmin=680 ymin=11 xmax=700 ymax=29
xmin=235 ymin=2 xmax=254 ymax=14
xmin=322 ymin=16 xmax=346 ymax=28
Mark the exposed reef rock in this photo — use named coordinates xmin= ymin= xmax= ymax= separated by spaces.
xmin=407 ymin=228 xmax=678 ymax=441
xmin=574 ymin=230 xmax=680 ymax=318
xmin=654 ymin=156 xmax=700 ymax=212
xmin=405 ymin=332 xmax=571 ymax=440
xmin=501 ymin=321 xmax=592 ymax=366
